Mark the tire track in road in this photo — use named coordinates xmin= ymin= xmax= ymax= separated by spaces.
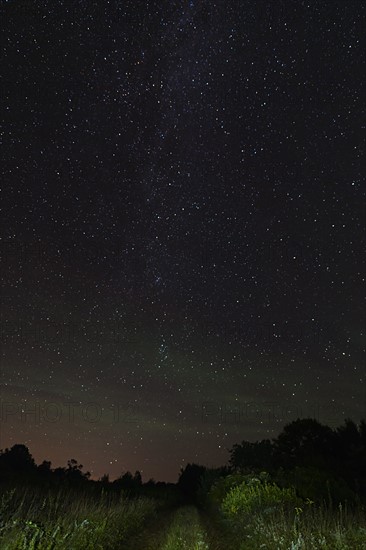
xmin=125 ymin=505 xmax=238 ymax=550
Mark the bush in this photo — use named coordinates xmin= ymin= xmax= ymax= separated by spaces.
xmin=277 ymin=466 xmax=361 ymax=507
xmin=207 ymin=471 xmax=271 ymax=510
xmin=221 ymin=477 xmax=301 ymax=526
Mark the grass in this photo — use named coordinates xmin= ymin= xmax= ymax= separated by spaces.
xmin=0 ymin=484 xmax=365 ymax=549
xmin=159 ymin=506 xmax=209 ymax=550
xmin=219 ymin=497 xmax=366 ymax=549
xmin=0 ymin=485 xmax=158 ymax=549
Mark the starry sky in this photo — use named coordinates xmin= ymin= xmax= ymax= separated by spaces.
xmin=1 ymin=0 xmax=365 ymax=482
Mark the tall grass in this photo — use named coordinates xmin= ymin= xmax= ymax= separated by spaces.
xmin=1 ymin=477 xmax=365 ymax=549
xmin=0 ymin=485 xmax=158 ymax=549
xmin=159 ymin=506 xmax=209 ymax=550
xmin=217 ymin=476 xmax=366 ymax=549
xmin=242 ymin=500 xmax=366 ymax=549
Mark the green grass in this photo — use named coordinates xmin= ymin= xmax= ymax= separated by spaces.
xmin=0 ymin=485 xmax=158 ymax=549
xmin=245 ymin=502 xmax=366 ymax=549
xmin=159 ymin=506 xmax=209 ymax=550
xmin=1 ymin=484 xmax=365 ymax=549
xmin=219 ymin=490 xmax=366 ymax=549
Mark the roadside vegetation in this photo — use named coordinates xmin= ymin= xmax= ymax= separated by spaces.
xmin=1 ymin=418 xmax=365 ymax=549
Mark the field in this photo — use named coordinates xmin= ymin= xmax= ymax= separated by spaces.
xmin=1 ymin=420 xmax=365 ymax=548
xmin=1 ymin=479 xmax=365 ymax=549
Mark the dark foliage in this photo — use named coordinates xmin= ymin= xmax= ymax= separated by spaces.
xmin=1 ymin=418 xmax=365 ymax=505
xmin=177 ymin=463 xmax=208 ymax=502
xmin=228 ymin=417 xmax=366 ymax=503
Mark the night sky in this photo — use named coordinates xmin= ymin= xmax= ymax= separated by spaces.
xmin=1 ymin=0 xmax=365 ymax=482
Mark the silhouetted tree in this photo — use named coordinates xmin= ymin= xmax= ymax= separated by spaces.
xmin=144 ymin=478 xmax=156 ymax=487
xmin=38 ymin=460 xmax=52 ymax=472
xmin=332 ymin=419 xmax=366 ymax=495
xmin=272 ymin=418 xmax=334 ymax=469
xmin=133 ymin=470 xmax=142 ymax=486
xmin=65 ymin=458 xmax=90 ymax=482
xmin=229 ymin=439 xmax=273 ymax=472
xmin=113 ymin=470 xmax=142 ymax=491
xmin=99 ymin=473 xmax=110 ymax=485
xmin=0 ymin=444 xmax=36 ymax=480
xmin=359 ymin=419 xmax=366 ymax=443
xmin=37 ymin=460 xmax=53 ymax=484
xmin=178 ymin=463 xmax=207 ymax=501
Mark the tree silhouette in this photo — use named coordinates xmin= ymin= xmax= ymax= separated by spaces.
xmin=99 ymin=473 xmax=110 ymax=485
xmin=332 ymin=418 xmax=366 ymax=495
xmin=64 ymin=458 xmax=90 ymax=482
xmin=272 ymin=418 xmax=334 ymax=469
xmin=0 ymin=444 xmax=36 ymax=480
xmin=229 ymin=439 xmax=273 ymax=472
xmin=113 ymin=470 xmax=142 ymax=490
xmin=1 ymin=419 xmax=365 ymax=504
xmin=177 ymin=463 xmax=207 ymax=501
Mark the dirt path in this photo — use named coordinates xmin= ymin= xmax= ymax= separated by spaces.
xmin=198 ymin=509 xmax=241 ymax=550
xmin=157 ymin=506 xmax=209 ymax=549
xmin=124 ymin=505 xmax=236 ymax=550
xmin=123 ymin=506 xmax=177 ymax=550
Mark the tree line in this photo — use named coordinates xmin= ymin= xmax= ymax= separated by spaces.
xmin=1 ymin=417 xmax=365 ymax=504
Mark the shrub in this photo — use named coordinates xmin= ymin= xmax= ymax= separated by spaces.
xmin=277 ymin=466 xmax=361 ymax=507
xmin=208 ymin=471 xmax=271 ymax=510
xmin=221 ymin=477 xmax=301 ymax=526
